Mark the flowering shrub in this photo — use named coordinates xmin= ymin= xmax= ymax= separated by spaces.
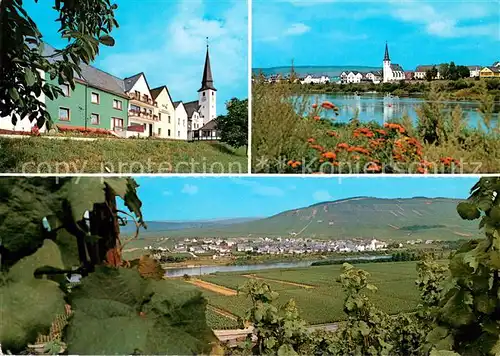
xmin=283 ymin=101 xmax=465 ymax=174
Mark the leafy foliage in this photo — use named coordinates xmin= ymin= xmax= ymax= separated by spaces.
xmin=425 ymin=177 xmax=500 ymax=356
xmin=216 ymin=98 xmax=249 ymax=149
xmin=0 ymin=0 xmax=118 ymax=127
xmin=66 ymin=266 xmax=215 ymax=355
xmin=0 ymin=240 xmax=66 ymax=352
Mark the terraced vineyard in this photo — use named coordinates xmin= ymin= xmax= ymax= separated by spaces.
xmin=175 ymin=261 xmax=427 ymax=329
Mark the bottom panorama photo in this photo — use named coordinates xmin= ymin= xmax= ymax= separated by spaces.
xmin=1 ymin=175 xmax=499 ymax=356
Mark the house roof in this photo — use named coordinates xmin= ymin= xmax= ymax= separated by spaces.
xmin=42 ymin=43 xmax=128 ymax=98
xmin=150 ymin=85 xmax=175 ymax=105
xmin=390 ymin=64 xmax=404 ymax=72
xmin=485 ymin=66 xmax=500 ymax=73
xmin=493 ymin=61 xmax=500 ymax=67
xmin=184 ymin=100 xmax=200 ymax=118
xmin=198 ymin=45 xmax=217 ymax=92
xmin=200 ymin=119 xmax=217 ymax=131
xmin=467 ymin=65 xmax=481 ymax=70
xmin=173 ymin=101 xmax=182 ymax=108
xmin=123 ymin=72 xmax=152 ymax=94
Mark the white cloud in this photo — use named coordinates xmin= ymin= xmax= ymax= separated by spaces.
xmin=97 ymin=0 xmax=247 ymax=104
xmin=181 ymin=184 xmax=199 ymax=195
xmin=231 ymin=178 xmax=284 ymax=197
xmin=285 ymin=23 xmax=311 ymax=36
xmin=313 ymin=190 xmax=333 ymax=202
xmin=388 ymin=0 xmax=500 ymax=39
xmin=162 ymin=190 xmax=173 ymax=196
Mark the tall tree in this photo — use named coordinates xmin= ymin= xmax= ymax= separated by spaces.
xmin=457 ymin=65 xmax=470 ymax=79
xmin=448 ymin=61 xmax=458 ymax=80
xmin=0 ymin=0 xmax=119 ymax=129
xmin=439 ymin=63 xmax=450 ymax=80
xmin=216 ymin=98 xmax=248 ymax=149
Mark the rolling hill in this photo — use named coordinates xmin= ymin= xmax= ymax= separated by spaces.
xmin=126 ymin=197 xmax=479 ymax=241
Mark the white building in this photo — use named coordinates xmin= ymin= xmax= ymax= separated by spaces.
xmin=198 ymin=45 xmax=217 ymax=125
xmin=150 ymin=85 xmax=176 ymax=139
xmin=123 ymin=72 xmax=158 ymax=138
xmin=467 ymin=66 xmax=481 ymax=78
xmin=173 ymin=102 xmax=188 ymax=140
xmin=346 ymin=71 xmax=364 ymax=83
xmin=382 ymin=43 xmax=405 ymax=83
xmin=414 ymin=65 xmax=441 ymax=80
xmin=301 ymin=75 xmax=330 ymax=84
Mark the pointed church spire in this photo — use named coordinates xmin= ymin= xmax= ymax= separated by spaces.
xmin=384 ymin=42 xmax=390 ymax=62
xmin=198 ymin=37 xmax=217 ymax=92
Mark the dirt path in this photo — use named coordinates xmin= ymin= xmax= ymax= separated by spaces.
xmin=242 ymin=274 xmax=315 ymax=289
xmin=207 ymin=305 xmax=238 ymax=321
xmin=186 ymin=278 xmax=237 ymax=296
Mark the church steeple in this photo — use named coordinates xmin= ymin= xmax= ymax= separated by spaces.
xmin=384 ymin=42 xmax=390 ymax=62
xmin=198 ymin=38 xmax=217 ymax=92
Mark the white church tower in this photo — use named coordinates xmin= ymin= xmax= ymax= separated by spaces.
xmin=383 ymin=42 xmax=392 ymax=83
xmin=198 ymin=39 xmax=217 ymax=125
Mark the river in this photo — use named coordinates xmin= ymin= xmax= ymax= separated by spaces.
xmin=303 ymin=93 xmax=497 ymax=128
xmin=164 ymin=255 xmax=390 ymax=277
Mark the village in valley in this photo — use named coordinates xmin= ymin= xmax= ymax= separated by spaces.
xmin=260 ymin=42 xmax=500 ymax=85
xmin=138 ymin=235 xmax=448 ymax=262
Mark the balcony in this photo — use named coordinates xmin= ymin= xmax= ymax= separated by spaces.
xmin=128 ymin=92 xmax=157 ymax=107
xmin=128 ymin=108 xmax=160 ymax=122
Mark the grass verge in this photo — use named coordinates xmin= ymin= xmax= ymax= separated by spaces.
xmin=0 ymin=137 xmax=247 ymax=173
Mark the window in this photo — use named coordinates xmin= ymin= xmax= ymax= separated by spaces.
xmin=60 ymin=84 xmax=70 ymax=97
xmin=168 ymin=129 xmax=171 ymax=137
xmin=159 ymin=113 xmax=162 ymax=121
xmin=91 ymin=92 xmax=100 ymax=104
xmin=203 ymin=92 xmax=206 ymax=97
xmin=168 ymin=116 xmax=171 ymax=123
xmin=112 ymin=118 xmax=123 ymax=129
xmin=58 ymin=107 xmax=70 ymax=121
xmin=113 ymin=99 xmax=122 ymax=110
xmin=177 ymin=118 xmax=180 ymax=125
xmin=177 ymin=131 xmax=180 ymax=137
xmin=90 ymin=113 xmax=100 ymax=125
xmin=131 ymin=104 xmax=140 ymax=112
xmin=183 ymin=119 xmax=185 ymax=127
xmin=158 ymin=128 xmax=162 ymax=135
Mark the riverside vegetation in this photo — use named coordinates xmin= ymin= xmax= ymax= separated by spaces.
xmin=1 ymin=177 xmax=499 ymax=355
xmin=252 ymin=77 xmax=499 ymax=173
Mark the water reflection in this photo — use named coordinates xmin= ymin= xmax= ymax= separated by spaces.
xmin=164 ymin=255 xmax=389 ymax=278
xmin=308 ymin=93 xmax=496 ymax=127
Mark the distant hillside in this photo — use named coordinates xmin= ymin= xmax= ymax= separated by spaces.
xmin=157 ymin=197 xmax=478 ymax=241
xmin=121 ymin=217 xmax=260 ymax=237
xmin=253 ymin=66 xmax=382 ymax=78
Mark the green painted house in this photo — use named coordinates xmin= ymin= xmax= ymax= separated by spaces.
xmin=43 ymin=45 xmax=129 ymax=133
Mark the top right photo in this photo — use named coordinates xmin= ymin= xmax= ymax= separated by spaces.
xmin=251 ymin=0 xmax=500 ymax=174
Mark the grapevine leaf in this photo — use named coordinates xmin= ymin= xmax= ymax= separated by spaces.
xmin=457 ymin=202 xmax=480 ymax=220
xmin=277 ymin=344 xmax=298 ymax=356
xmin=0 ymin=240 xmax=66 ymax=352
xmin=62 ymin=177 xmax=106 ymax=222
xmin=66 ymin=267 xmax=215 ymax=355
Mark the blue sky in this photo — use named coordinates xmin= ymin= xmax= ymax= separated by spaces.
xmin=26 ymin=0 xmax=248 ymax=112
xmin=118 ymin=176 xmax=477 ymax=221
xmin=253 ymin=0 xmax=500 ymax=69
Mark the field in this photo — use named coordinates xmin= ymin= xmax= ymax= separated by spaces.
xmin=0 ymin=137 xmax=247 ymax=173
xmin=174 ymin=261 xmax=426 ymax=329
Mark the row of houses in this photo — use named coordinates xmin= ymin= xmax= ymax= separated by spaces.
xmin=1 ymin=43 xmax=220 ymax=140
xmin=261 ymin=43 xmax=499 ymax=85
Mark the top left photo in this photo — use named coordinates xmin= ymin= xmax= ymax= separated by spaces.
xmin=0 ymin=0 xmax=249 ymax=174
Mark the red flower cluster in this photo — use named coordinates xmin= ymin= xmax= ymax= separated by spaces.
xmin=353 ymin=127 xmax=374 ymax=138
xmin=321 ymin=101 xmax=337 ymax=110
xmin=440 ymin=157 xmax=460 ymax=166
xmin=322 ymin=151 xmax=337 ymax=160
xmin=327 ymin=130 xmax=339 ymax=137
xmin=384 ymin=123 xmax=406 ymax=134
xmin=336 ymin=142 xmax=350 ymax=150
xmin=287 ymin=160 xmax=302 ymax=168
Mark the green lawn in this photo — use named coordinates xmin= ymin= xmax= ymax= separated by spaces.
xmin=0 ymin=137 xmax=247 ymax=173
xmin=180 ymin=261 xmax=425 ymax=329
